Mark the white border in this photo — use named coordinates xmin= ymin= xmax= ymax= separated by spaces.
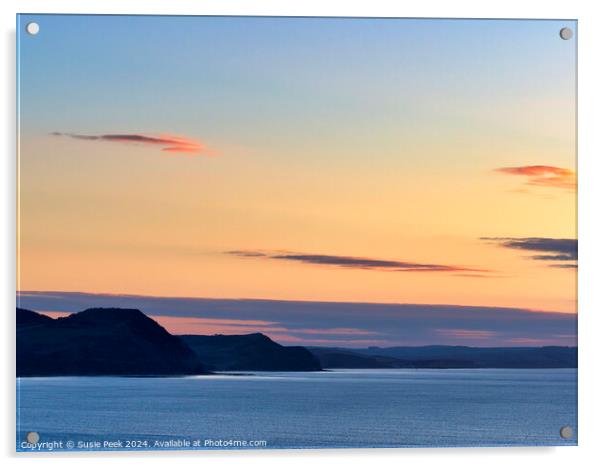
xmin=3 ymin=1 xmax=601 ymax=465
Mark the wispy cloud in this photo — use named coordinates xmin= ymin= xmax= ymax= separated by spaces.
xmin=273 ymin=335 xmax=389 ymax=346
xmin=227 ymin=250 xmax=490 ymax=274
xmin=435 ymin=328 xmax=498 ymax=340
xmin=51 ymin=132 xmax=215 ymax=155
xmin=291 ymin=327 xmax=379 ymax=336
xmin=481 ymin=237 xmax=577 ymax=267
xmin=495 ymin=165 xmax=576 ymax=191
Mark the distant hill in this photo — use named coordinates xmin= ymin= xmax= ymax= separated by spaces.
xmin=309 ymin=345 xmax=577 ymax=369
xmin=17 ymin=307 xmax=209 ymax=376
xmin=17 ymin=307 xmax=53 ymax=326
xmin=181 ymin=333 xmax=322 ymax=371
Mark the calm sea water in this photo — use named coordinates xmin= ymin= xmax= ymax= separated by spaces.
xmin=16 ymin=369 xmax=577 ymax=451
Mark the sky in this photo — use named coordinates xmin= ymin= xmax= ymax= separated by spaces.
xmin=17 ymin=15 xmax=577 ymax=346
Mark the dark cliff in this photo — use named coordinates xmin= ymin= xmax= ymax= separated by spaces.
xmin=17 ymin=307 xmax=208 ymax=376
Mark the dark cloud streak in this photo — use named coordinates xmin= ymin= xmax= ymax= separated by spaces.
xmin=482 ymin=237 xmax=577 ymax=266
xmin=227 ymin=250 xmax=490 ymax=274
xmin=51 ymin=132 xmax=214 ymax=155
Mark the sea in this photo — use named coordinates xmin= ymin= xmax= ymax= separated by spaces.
xmin=16 ymin=368 xmax=577 ymax=451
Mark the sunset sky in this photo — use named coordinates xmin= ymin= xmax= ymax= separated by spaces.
xmin=17 ymin=16 xmax=577 ymax=346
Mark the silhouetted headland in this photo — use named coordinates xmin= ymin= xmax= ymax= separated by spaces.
xmin=181 ymin=333 xmax=322 ymax=371
xmin=17 ymin=307 xmax=208 ymax=376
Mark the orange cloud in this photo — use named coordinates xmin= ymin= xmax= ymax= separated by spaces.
xmin=495 ymin=165 xmax=576 ymax=190
xmin=51 ymin=132 xmax=216 ymax=156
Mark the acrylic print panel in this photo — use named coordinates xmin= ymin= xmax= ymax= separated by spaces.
xmin=16 ymin=15 xmax=577 ymax=452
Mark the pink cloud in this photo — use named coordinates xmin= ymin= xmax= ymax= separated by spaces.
xmin=506 ymin=337 xmax=550 ymax=345
xmin=435 ymin=328 xmax=498 ymax=340
xmin=153 ymin=316 xmax=381 ymax=341
xmin=152 ymin=316 xmax=285 ymax=335
xmin=495 ymin=165 xmax=576 ymax=190
xmin=290 ymin=328 xmax=379 ymax=335
xmin=273 ymin=334 xmax=389 ymax=346
xmin=38 ymin=310 xmax=71 ymax=319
